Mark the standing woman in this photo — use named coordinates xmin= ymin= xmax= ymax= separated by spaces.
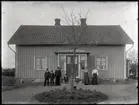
xmin=92 ymin=67 xmax=99 ymax=85
xmin=84 ymin=67 xmax=89 ymax=85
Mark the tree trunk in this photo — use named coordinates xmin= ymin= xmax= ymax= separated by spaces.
xmin=70 ymin=48 xmax=76 ymax=93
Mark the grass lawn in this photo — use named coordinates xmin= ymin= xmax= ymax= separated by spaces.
xmin=2 ymin=76 xmax=25 ymax=92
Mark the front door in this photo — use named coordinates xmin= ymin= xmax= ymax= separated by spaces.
xmin=66 ymin=55 xmax=78 ymax=78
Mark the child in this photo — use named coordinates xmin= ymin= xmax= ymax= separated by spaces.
xmin=50 ymin=70 xmax=55 ymax=86
xmin=64 ymin=73 xmax=68 ymax=84
xmin=44 ymin=68 xmax=50 ymax=86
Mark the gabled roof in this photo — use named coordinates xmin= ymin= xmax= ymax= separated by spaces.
xmin=8 ymin=25 xmax=134 ymax=45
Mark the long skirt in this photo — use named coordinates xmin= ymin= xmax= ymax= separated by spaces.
xmin=84 ymin=73 xmax=89 ymax=85
xmin=92 ymin=73 xmax=98 ymax=85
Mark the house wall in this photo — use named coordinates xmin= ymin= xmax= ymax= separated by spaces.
xmin=16 ymin=45 xmax=126 ymax=81
xmin=79 ymin=46 xmax=125 ymax=79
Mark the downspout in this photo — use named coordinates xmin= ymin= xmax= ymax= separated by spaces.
xmin=126 ymin=44 xmax=134 ymax=54
xmin=8 ymin=44 xmax=16 ymax=54
xmin=8 ymin=43 xmax=16 ymax=79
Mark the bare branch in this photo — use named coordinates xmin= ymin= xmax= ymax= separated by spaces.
xmin=61 ymin=17 xmax=70 ymax=25
xmin=85 ymin=8 xmax=90 ymax=19
xmin=72 ymin=14 xmax=80 ymax=25
xmin=78 ymin=13 xmax=82 ymax=19
xmin=70 ymin=8 xmax=74 ymax=25
xmin=61 ymin=5 xmax=72 ymax=25
xmin=60 ymin=6 xmax=92 ymax=48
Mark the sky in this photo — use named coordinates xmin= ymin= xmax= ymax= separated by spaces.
xmin=2 ymin=1 xmax=138 ymax=68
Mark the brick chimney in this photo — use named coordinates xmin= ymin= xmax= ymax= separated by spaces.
xmin=55 ymin=18 xmax=61 ymax=26
xmin=80 ymin=18 xmax=87 ymax=26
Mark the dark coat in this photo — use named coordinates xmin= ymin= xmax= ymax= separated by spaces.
xmin=50 ymin=72 xmax=55 ymax=80
xmin=55 ymin=70 xmax=58 ymax=76
xmin=55 ymin=69 xmax=61 ymax=77
xmin=44 ymin=71 xmax=50 ymax=79
xmin=58 ymin=70 xmax=61 ymax=77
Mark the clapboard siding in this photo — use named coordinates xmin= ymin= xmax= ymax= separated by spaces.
xmin=16 ymin=45 xmax=125 ymax=79
xmin=78 ymin=46 xmax=125 ymax=79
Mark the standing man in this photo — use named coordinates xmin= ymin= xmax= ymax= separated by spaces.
xmin=55 ymin=67 xmax=61 ymax=86
xmin=55 ymin=67 xmax=59 ymax=86
xmin=58 ymin=67 xmax=62 ymax=85
xmin=92 ymin=67 xmax=99 ymax=85
xmin=44 ymin=68 xmax=50 ymax=86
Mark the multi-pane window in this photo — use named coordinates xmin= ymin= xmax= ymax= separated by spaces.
xmin=80 ymin=55 xmax=87 ymax=70
xmin=35 ymin=57 xmax=47 ymax=70
xmin=66 ymin=55 xmax=78 ymax=65
xmin=95 ymin=57 xmax=108 ymax=70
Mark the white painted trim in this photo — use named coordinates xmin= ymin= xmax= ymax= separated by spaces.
xmin=78 ymin=54 xmax=81 ymax=78
xmin=85 ymin=54 xmax=87 ymax=69
xmin=57 ymin=54 xmax=60 ymax=67
xmin=64 ymin=54 xmax=66 ymax=71
xmin=106 ymin=56 xmax=108 ymax=70
xmin=57 ymin=53 xmax=88 ymax=78
xmin=34 ymin=56 xmax=35 ymax=70
xmin=15 ymin=46 xmax=17 ymax=78
xmin=124 ymin=47 xmax=126 ymax=79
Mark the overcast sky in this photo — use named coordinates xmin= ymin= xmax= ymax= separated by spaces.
xmin=2 ymin=1 xmax=138 ymax=68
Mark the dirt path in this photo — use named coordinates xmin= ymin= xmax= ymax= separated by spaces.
xmin=2 ymin=81 xmax=138 ymax=104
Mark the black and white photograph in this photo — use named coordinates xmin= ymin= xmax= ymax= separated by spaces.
xmin=2 ymin=1 xmax=138 ymax=104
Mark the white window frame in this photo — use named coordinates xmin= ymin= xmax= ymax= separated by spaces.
xmin=80 ymin=54 xmax=87 ymax=70
xmin=57 ymin=54 xmax=87 ymax=78
xmin=34 ymin=56 xmax=47 ymax=70
xmin=95 ymin=56 xmax=108 ymax=71
xmin=58 ymin=54 xmax=66 ymax=70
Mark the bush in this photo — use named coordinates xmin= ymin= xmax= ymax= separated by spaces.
xmin=2 ymin=76 xmax=16 ymax=86
xmin=2 ymin=68 xmax=15 ymax=76
xmin=33 ymin=88 xmax=108 ymax=104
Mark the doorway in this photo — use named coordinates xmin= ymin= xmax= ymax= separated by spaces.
xmin=66 ymin=55 xmax=78 ymax=78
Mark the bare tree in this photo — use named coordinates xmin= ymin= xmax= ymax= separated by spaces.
xmin=60 ymin=6 xmax=92 ymax=93
xmin=127 ymin=50 xmax=138 ymax=64
xmin=127 ymin=49 xmax=138 ymax=78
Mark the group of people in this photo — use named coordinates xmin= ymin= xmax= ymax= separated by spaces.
xmin=84 ymin=67 xmax=99 ymax=85
xmin=44 ymin=67 xmax=69 ymax=86
xmin=44 ymin=66 xmax=98 ymax=86
xmin=44 ymin=67 xmax=62 ymax=86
